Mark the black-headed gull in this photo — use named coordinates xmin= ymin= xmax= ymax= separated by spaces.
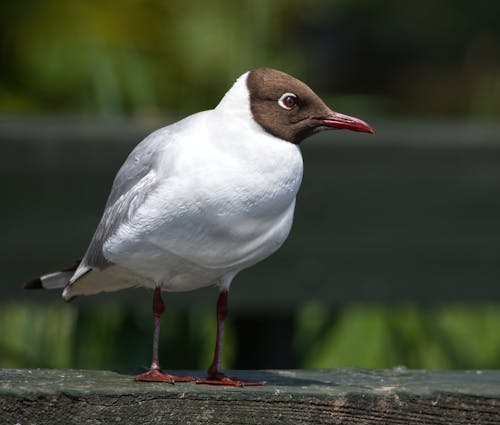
xmin=26 ymin=68 xmax=374 ymax=386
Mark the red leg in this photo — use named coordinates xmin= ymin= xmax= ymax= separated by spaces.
xmin=135 ymin=286 xmax=196 ymax=383
xmin=196 ymin=288 xmax=266 ymax=387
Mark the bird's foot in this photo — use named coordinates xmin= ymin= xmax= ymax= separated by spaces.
xmin=196 ymin=372 xmax=267 ymax=387
xmin=134 ymin=368 xmax=196 ymax=384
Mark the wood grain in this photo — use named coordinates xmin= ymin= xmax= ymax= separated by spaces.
xmin=1 ymin=368 xmax=500 ymax=424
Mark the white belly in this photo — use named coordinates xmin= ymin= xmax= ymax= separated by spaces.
xmin=104 ymin=176 xmax=298 ymax=290
xmin=103 ymin=120 xmax=304 ymax=290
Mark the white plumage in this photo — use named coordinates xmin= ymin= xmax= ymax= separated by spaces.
xmin=63 ymin=72 xmax=303 ymax=298
xmin=29 ymin=68 xmax=373 ymax=385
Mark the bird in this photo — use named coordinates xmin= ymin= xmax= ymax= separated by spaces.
xmin=25 ymin=68 xmax=374 ymax=387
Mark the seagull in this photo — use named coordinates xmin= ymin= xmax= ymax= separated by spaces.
xmin=25 ymin=68 xmax=374 ymax=386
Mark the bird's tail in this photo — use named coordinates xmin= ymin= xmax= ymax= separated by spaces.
xmin=24 ymin=260 xmax=81 ymax=291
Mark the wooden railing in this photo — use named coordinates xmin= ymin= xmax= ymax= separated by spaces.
xmin=1 ymin=368 xmax=500 ymax=424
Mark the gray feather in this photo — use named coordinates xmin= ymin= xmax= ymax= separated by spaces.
xmin=24 ymin=260 xmax=80 ymax=290
xmin=39 ymin=271 xmax=75 ymax=289
xmin=83 ymin=127 xmax=171 ymax=268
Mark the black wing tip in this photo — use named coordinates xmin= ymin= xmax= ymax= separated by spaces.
xmin=24 ymin=278 xmax=43 ymax=290
xmin=23 ymin=259 xmax=82 ymax=291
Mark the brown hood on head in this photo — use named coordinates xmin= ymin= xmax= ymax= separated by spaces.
xmin=246 ymin=68 xmax=373 ymax=144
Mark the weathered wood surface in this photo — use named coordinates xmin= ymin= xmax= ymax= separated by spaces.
xmin=1 ymin=368 xmax=500 ymax=424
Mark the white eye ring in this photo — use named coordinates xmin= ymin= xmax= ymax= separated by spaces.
xmin=278 ymin=92 xmax=298 ymax=110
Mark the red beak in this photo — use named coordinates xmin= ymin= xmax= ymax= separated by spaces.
xmin=322 ymin=111 xmax=375 ymax=134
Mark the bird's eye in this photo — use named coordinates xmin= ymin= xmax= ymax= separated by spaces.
xmin=278 ymin=93 xmax=298 ymax=110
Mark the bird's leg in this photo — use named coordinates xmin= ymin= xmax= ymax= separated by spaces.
xmin=134 ymin=286 xmax=195 ymax=383
xmin=197 ymin=288 xmax=266 ymax=387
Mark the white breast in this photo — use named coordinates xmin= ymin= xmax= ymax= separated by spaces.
xmin=103 ymin=75 xmax=304 ymax=289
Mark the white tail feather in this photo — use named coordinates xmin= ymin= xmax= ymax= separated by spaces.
xmin=62 ymin=264 xmax=142 ymax=300
xmin=40 ymin=271 xmax=74 ymax=289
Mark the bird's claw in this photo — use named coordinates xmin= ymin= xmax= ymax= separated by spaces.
xmin=196 ymin=373 xmax=266 ymax=387
xmin=134 ymin=368 xmax=196 ymax=384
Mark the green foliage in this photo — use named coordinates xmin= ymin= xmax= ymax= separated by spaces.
xmin=3 ymin=302 xmax=500 ymax=371
xmin=1 ymin=0 xmax=499 ymax=118
xmin=295 ymin=303 xmax=500 ymax=370
xmin=0 ymin=303 xmax=76 ymax=368
xmin=0 ymin=0 xmax=305 ymax=116
xmin=0 ymin=302 xmax=235 ymax=372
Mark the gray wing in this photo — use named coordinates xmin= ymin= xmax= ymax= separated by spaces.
xmin=82 ymin=126 xmax=171 ymax=268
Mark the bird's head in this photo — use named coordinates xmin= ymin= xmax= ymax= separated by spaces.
xmin=244 ymin=68 xmax=374 ymax=144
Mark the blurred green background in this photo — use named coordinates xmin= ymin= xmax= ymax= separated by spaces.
xmin=1 ymin=0 xmax=500 ymax=373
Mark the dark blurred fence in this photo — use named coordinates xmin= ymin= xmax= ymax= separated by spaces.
xmin=2 ymin=117 xmax=499 ymax=307
xmin=1 ymin=117 xmax=500 ymax=368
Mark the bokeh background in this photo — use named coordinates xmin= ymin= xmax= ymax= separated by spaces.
xmin=1 ymin=0 xmax=500 ymax=372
